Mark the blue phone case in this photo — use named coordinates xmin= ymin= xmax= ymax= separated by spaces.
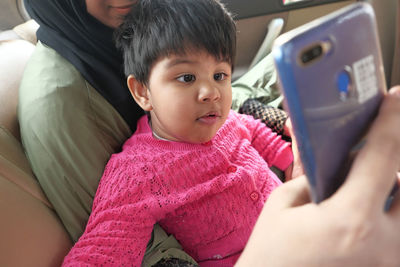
xmin=272 ymin=3 xmax=387 ymax=203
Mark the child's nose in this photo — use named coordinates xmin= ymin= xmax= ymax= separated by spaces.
xmin=198 ymin=84 xmax=220 ymax=102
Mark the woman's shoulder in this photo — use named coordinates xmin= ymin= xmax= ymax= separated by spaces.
xmin=19 ymin=41 xmax=94 ymax=109
xmin=21 ymin=41 xmax=86 ymax=89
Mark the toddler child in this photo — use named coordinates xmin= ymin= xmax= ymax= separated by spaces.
xmin=62 ymin=0 xmax=294 ymax=266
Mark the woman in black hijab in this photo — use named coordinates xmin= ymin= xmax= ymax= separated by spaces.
xmin=19 ymin=0 xmax=198 ymax=266
xmin=24 ymin=0 xmax=143 ymax=128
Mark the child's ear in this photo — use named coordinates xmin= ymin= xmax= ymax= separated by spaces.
xmin=127 ymin=75 xmax=153 ymax=111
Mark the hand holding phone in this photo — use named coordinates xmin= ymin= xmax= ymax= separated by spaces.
xmin=272 ymin=3 xmax=387 ymax=203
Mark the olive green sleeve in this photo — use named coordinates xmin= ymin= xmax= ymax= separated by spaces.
xmin=19 ymin=42 xmax=131 ymax=241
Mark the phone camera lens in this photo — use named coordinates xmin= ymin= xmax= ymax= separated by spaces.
xmin=301 ymin=44 xmax=323 ymax=64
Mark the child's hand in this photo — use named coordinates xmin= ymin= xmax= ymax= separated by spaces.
xmin=283 ymin=117 xmax=293 ymax=138
xmin=284 ymin=118 xmax=304 ymax=181
xmin=284 ymin=163 xmax=293 ymax=181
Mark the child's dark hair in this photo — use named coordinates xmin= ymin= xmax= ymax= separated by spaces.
xmin=114 ymin=0 xmax=236 ymax=85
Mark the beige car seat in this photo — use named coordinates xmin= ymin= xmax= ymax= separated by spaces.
xmin=0 ymin=20 xmax=72 ymax=267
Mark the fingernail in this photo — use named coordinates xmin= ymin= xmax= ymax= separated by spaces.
xmin=388 ymin=86 xmax=400 ymax=97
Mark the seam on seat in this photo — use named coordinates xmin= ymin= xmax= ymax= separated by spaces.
xmin=0 ymin=155 xmax=53 ymax=209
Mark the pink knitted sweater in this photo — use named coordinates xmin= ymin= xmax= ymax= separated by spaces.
xmin=63 ymin=110 xmax=293 ymax=266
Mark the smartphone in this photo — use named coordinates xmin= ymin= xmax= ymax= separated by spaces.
xmin=272 ymin=3 xmax=387 ymax=203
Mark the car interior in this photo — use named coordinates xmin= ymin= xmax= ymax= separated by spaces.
xmin=0 ymin=0 xmax=398 ymax=266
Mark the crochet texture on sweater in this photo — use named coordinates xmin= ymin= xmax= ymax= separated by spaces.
xmin=63 ymin=110 xmax=293 ymax=266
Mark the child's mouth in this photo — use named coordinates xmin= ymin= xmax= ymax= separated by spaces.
xmin=197 ymin=112 xmax=220 ymax=124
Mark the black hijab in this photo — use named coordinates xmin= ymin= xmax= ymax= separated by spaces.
xmin=24 ymin=0 xmax=143 ymax=130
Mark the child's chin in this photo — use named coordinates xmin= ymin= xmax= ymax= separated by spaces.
xmin=183 ymin=129 xmax=218 ymax=144
xmin=195 ymin=134 xmax=215 ymax=144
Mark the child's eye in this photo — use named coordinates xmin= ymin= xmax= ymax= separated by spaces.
xmin=214 ymin=73 xmax=227 ymax=81
xmin=177 ymin=74 xmax=196 ymax=83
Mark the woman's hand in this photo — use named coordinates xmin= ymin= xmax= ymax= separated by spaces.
xmin=237 ymin=86 xmax=400 ymax=267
